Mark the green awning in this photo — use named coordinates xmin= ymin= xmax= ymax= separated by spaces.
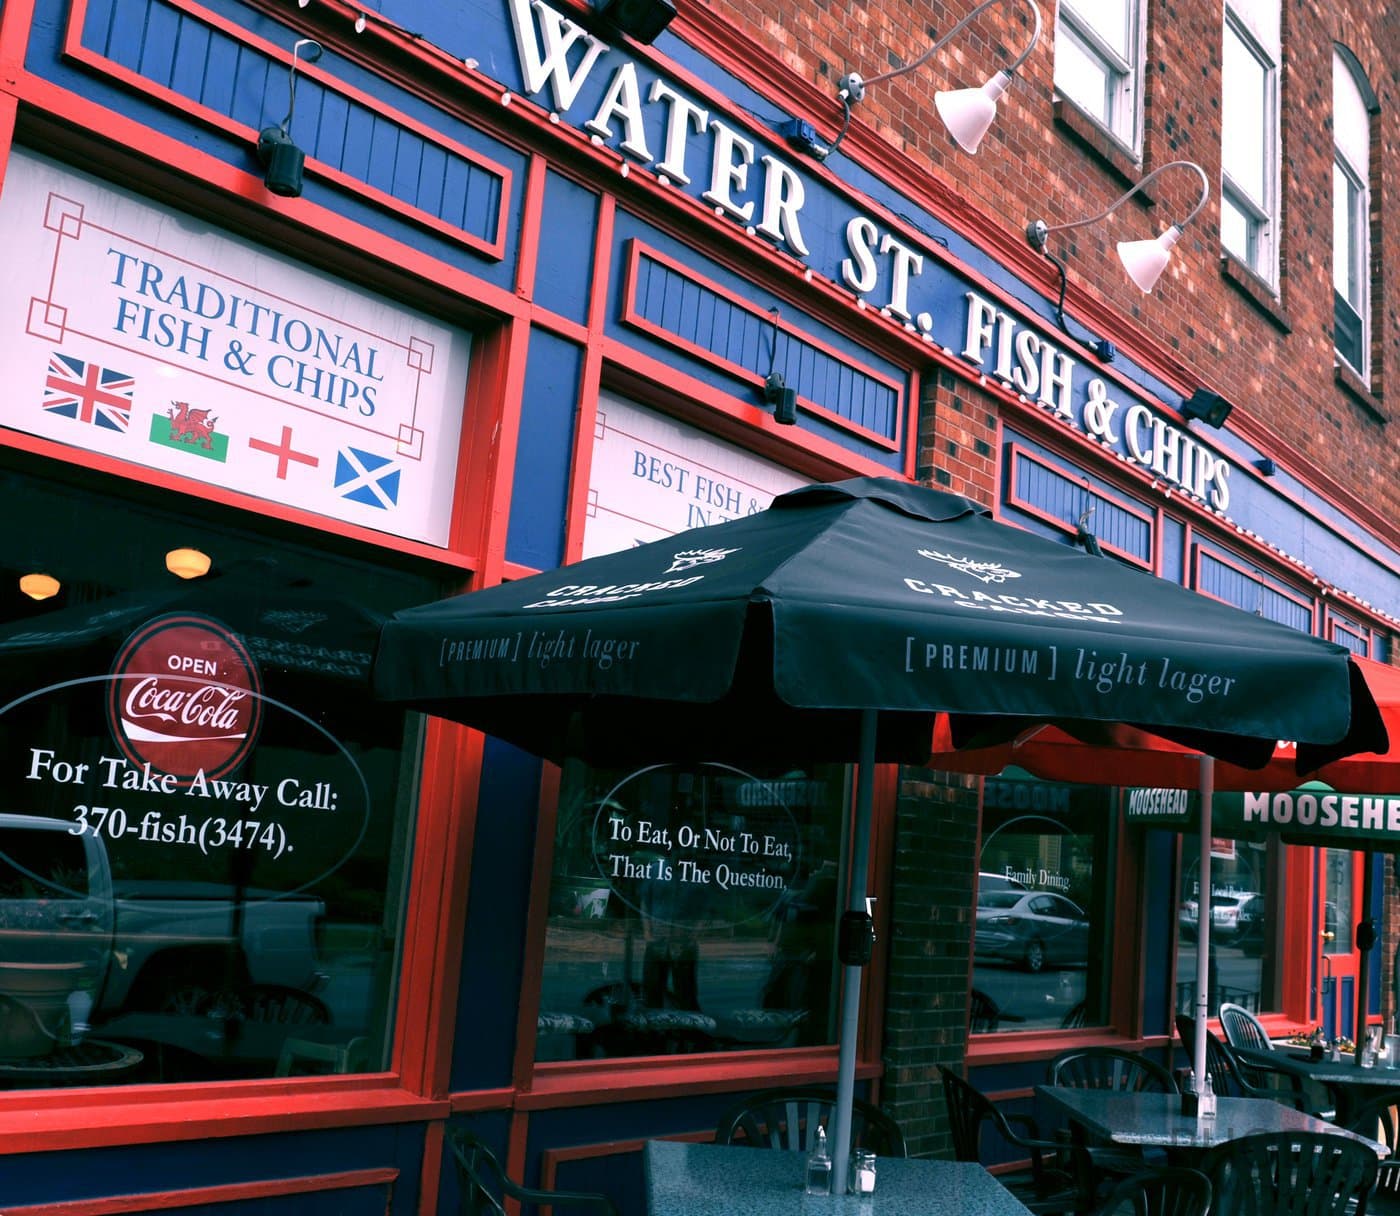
xmin=1125 ymin=782 xmax=1400 ymax=849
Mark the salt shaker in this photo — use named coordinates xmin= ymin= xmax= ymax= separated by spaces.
xmin=849 ymin=1149 xmax=877 ymax=1195
xmin=1198 ymin=1074 xmax=1217 ymax=1121
xmin=804 ymin=1126 xmax=832 ymax=1196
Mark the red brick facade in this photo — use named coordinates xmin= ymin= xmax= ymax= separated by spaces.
xmin=699 ymin=0 xmax=1398 ymax=523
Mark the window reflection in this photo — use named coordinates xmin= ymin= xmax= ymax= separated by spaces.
xmin=0 ymin=464 xmax=434 ymax=1085
xmin=1174 ymin=837 xmax=1282 ymax=1017
xmin=971 ymin=772 xmax=1115 ymax=1033
xmin=537 ymin=762 xmax=848 ymax=1060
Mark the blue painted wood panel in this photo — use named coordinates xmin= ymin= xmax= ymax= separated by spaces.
xmin=538 ymin=171 xmax=601 ymax=325
xmin=505 ymin=329 xmax=582 ymax=571
xmin=1010 ymin=450 xmax=1153 ymax=563
xmin=80 ymin=0 xmax=506 ymax=246
xmin=26 ymin=0 xmax=526 ymax=289
xmin=628 ymin=249 xmax=900 ymax=444
xmin=0 ymin=1125 xmax=423 ymax=1210
xmin=609 ymin=215 xmax=906 ymax=468
xmin=452 ymin=737 xmax=544 ymax=1091
xmin=1197 ymin=551 xmax=1313 ymax=632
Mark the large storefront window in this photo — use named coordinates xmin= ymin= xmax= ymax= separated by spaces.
xmin=972 ymin=771 xmax=1116 ymax=1033
xmin=536 ymin=762 xmax=848 ymax=1059
xmin=1175 ymin=836 xmax=1283 ymax=1016
xmin=0 ymin=462 xmax=438 ymax=1085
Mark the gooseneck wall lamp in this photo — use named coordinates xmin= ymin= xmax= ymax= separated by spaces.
xmin=1026 ymin=159 xmax=1211 ymax=294
xmin=257 ymin=38 xmax=323 ymax=198
xmin=823 ymin=0 xmax=1042 ymax=160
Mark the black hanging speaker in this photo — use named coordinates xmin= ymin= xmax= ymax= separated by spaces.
xmin=591 ymin=0 xmax=676 ymax=44
xmin=258 ymin=127 xmax=307 ymax=198
xmin=762 ymin=372 xmax=798 ymax=426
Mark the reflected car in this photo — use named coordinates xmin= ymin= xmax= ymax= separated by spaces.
xmin=1234 ymin=893 xmax=1266 ymax=956
xmin=1211 ymin=892 xmax=1261 ymax=942
xmin=977 ymin=871 xmax=1028 ymax=896
xmin=974 ymin=890 xmax=1089 ymax=973
xmin=1178 ymin=898 xmax=1199 ymax=940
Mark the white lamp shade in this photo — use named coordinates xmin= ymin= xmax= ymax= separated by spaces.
xmin=934 ymin=70 xmax=1011 ymax=154
xmin=166 ymin=547 xmax=212 ymax=579
xmin=1117 ymin=225 xmax=1182 ymax=293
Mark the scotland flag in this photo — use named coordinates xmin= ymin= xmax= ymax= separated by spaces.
xmin=334 ymin=446 xmax=401 ymax=510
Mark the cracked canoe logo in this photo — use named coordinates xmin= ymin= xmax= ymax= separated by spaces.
xmin=107 ymin=614 xmax=263 ymax=783
xmin=917 ymin=549 xmax=1023 ymax=585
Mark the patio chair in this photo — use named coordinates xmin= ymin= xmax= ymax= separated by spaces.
xmin=1048 ymin=1047 xmax=1178 ymax=1094
xmin=1046 ymin=1047 xmax=1177 ymax=1199
xmin=941 ymin=1067 xmax=1088 ymax=1215
xmin=447 ymin=1126 xmax=619 ymax=1216
xmin=1341 ymin=1095 xmax=1400 ymax=1212
xmin=1202 ymin=1131 xmax=1378 ymax=1216
xmin=1217 ymin=1002 xmax=1333 ymax=1117
xmin=970 ymin=988 xmax=1026 ymax=1033
xmin=715 ymin=1086 xmax=907 ymax=1156
xmin=1090 ymin=1165 xmax=1212 ymax=1216
xmin=1174 ymin=1013 xmax=1309 ymax=1111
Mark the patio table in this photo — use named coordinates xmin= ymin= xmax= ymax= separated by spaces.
xmin=1234 ymin=1043 xmax=1400 ymax=1128
xmin=644 ymin=1140 xmax=1034 ymax=1216
xmin=1035 ymin=1086 xmax=1387 ymax=1166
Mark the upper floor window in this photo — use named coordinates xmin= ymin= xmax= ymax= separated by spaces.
xmin=1054 ymin=0 xmax=1143 ymax=152
xmin=1333 ymin=47 xmax=1375 ymax=379
xmin=1220 ymin=0 xmax=1280 ymax=285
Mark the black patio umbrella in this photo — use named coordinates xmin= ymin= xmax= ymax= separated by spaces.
xmin=373 ymin=477 xmax=1385 ymax=1185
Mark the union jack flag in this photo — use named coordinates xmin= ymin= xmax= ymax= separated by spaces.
xmin=42 ymin=352 xmax=135 ymax=432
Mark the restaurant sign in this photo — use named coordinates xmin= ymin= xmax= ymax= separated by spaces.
xmin=503 ymin=0 xmax=1235 ymax=509
xmin=0 ymin=151 xmax=471 ymax=547
xmin=588 ymin=763 xmax=803 ymax=929
xmin=1126 ymin=783 xmax=1400 ymax=847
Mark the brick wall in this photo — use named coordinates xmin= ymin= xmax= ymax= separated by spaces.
xmin=881 ymin=766 xmax=981 ymax=1158
xmin=695 ymin=0 xmax=1400 ymax=523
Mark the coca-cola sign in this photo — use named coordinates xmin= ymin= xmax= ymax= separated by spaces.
xmin=107 ymin=614 xmax=262 ymax=782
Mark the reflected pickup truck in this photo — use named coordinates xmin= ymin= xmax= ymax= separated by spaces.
xmin=0 ymin=814 xmax=325 ymax=1046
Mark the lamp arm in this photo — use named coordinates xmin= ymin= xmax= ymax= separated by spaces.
xmin=1037 ymin=159 xmax=1209 ymax=241
xmin=846 ymin=0 xmax=1041 ymax=95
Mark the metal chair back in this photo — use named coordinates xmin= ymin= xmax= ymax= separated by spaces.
xmin=1342 ymin=1095 xmax=1400 ymax=1199
xmin=447 ymin=1127 xmax=619 ymax=1216
xmin=1093 ymin=1165 xmax=1212 ymax=1216
xmin=1048 ymin=1047 xmax=1178 ymax=1094
xmin=1204 ymin=1131 xmax=1378 ymax=1216
xmin=715 ymin=1086 xmax=907 ymax=1156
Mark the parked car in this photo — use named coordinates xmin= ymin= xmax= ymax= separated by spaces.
xmin=977 ymin=870 xmax=1028 ymax=896
xmin=974 ymin=890 xmax=1088 ymax=972
xmin=1210 ymin=892 xmax=1260 ymax=942
xmin=1178 ymin=897 xmax=1199 ymax=941
xmin=1178 ymin=891 xmax=1263 ymax=947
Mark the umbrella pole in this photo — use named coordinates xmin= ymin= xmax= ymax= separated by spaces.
xmin=830 ymin=708 xmax=877 ymax=1196
xmin=1193 ymin=756 xmax=1214 ymax=1091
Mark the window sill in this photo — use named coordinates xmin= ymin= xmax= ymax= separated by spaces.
xmin=1334 ymin=361 xmax=1388 ymax=422
xmin=1219 ymin=254 xmax=1290 ymax=333
xmin=0 ymin=1082 xmax=442 ymax=1154
xmin=1051 ymin=98 xmax=1145 ymax=191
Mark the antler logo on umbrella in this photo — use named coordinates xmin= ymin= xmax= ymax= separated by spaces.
xmin=666 ymin=548 xmax=740 ymax=573
xmin=917 ymin=550 xmax=1023 ymax=585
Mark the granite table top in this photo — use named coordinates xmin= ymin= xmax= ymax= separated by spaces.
xmin=1238 ymin=1043 xmax=1400 ymax=1090
xmin=1035 ymin=1087 xmax=1387 ymax=1156
xmin=1234 ymin=1043 xmax=1400 ymax=1124
xmin=643 ymin=1140 xmax=1034 ymax=1216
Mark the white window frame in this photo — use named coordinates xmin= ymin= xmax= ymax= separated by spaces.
xmin=1333 ymin=49 xmax=1374 ymax=381
xmin=1054 ymin=0 xmax=1144 ymax=153
xmin=1220 ymin=7 xmax=1280 ymax=286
